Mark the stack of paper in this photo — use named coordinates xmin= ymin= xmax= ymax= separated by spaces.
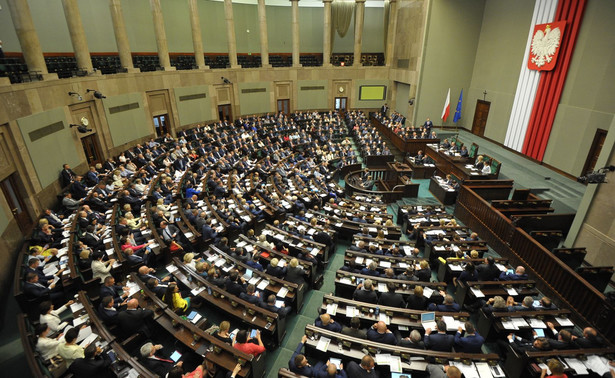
xmin=316 ymin=336 xmax=331 ymax=352
xmin=346 ymin=305 xmax=360 ymax=317
xmin=326 ymin=303 xmax=338 ymax=316
xmin=277 ymin=287 xmax=289 ymax=298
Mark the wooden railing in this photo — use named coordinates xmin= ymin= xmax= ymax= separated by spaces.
xmin=454 ymin=184 xmax=615 ymax=342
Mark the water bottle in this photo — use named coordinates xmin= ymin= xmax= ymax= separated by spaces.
xmin=374 ymin=306 xmax=380 ymax=317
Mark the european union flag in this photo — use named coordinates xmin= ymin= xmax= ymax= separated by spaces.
xmin=453 ymin=89 xmax=463 ymax=123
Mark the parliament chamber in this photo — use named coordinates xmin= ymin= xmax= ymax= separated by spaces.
xmin=0 ymin=1 xmax=614 ymax=378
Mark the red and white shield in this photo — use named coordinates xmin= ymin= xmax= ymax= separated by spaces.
xmin=528 ymin=21 xmax=566 ymax=71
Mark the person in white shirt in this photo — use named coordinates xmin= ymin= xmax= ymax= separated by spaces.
xmin=482 ymin=159 xmax=493 ymax=175
xmin=91 ymin=251 xmax=116 ymax=282
xmin=35 ymin=323 xmax=64 ymax=360
xmin=39 ymin=300 xmax=74 ymax=332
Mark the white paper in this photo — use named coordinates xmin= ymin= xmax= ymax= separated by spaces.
xmin=316 ymin=336 xmax=331 ymax=352
xmin=554 ymin=316 xmax=574 ymax=327
xmin=70 ymin=302 xmax=85 ymax=313
xmin=565 ymin=358 xmax=589 ymax=375
xmin=277 ymin=287 xmax=289 ymax=298
xmin=326 ymin=303 xmax=338 ymax=316
xmin=475 ymin=362 xmax=494 ymax=378
xmin=506 ymin=288 xmax=518 ymax=296
xmin=423 ymin=287 xmax=434 ymax=298
xmin=257 ymin=280 xmax=269 ymax=290
xmin=528 ymin=318 xmax=547 ymax=328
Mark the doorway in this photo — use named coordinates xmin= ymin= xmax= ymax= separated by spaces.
xmin=471 ymin=100 xmax=490 ymax=136
xmin=1 ymin=174 xmax=32 ymax=234
xmin=335 ymin=97 xmax=347 ymax=110
xmin=277 ymin=99 xmax=290 ymax=115
xmin=581 ymin=129 xmax=608 ymax=176
xmin=218 ymin=104 xmax=232 ymax=122
xmin=81 ymin=134 xmax=103 ymax=166
xmin=153 ymin=114 xmax=169 ymax=137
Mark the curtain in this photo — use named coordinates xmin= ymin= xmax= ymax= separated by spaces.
xmin=331 ymin=0 xmax=355 ymax=51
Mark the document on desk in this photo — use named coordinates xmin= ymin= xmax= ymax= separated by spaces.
xmin=191 ymin=287 xmax=205 ymax=296
xmin=249 ymin=277 xmax=261 ymax=286
xmin=339 ymin=277 xmax=352 ymax=285
xmin=554 ymin=316 xmax=574 ymax=327
xmin=501 ymin=320 xmax=518 ymax=330
xmin=126 ymin=282 xmax=140 ymax=297
xmin=316 ymin=336 xmax=331 ymax=352
xmin=511 ymin=318 xmax=528 ymax=328
xmin=70 ymin=302 xmax=85 ymax=313
xmin=506 ymin=288 xmax=518 ymax=296
xmin=528 ymin=318 xmax=547 ymax=328
xmin=495 ymin=263 xmax=507 ymax=272
xmin=326 ymin=303 xmax=338 ymax=316
xmin=451 ymin=361 xmax=479 ymax=378
xmin=423 ymin=286 xmax=434 ymax=298
xmin=257 ymin=280 xmax=269 ymax=290
xmin=276 ymin=287 xmax=289 ymax=298
xmin=565 ymin=358 xmax=589 ymax=375
xmin=379 ymin=261 xmax=391 ymax=268
xmin=583 ymin=355 xmax=610 ymax=376
xmin=378 ymin=313 xmax=390 ymax=325
xmin=409 ymin=360 xmax=428 ymax=371
xmin=449 ymin=264 xmax=464 ymax=272
xmin=475 ymin=362 xmax=494 ymax=378
xmin=403 ymin=246 xmax=414 ymax=256
xmin=355 ymin=256 xmax=365 ymax=264
xmin=345 ymin=305 xmax=359 ymax=317
xmin=378 ymin=283 xmax=388 ymax=292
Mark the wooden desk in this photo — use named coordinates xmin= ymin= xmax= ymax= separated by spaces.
xmin=429 ymin=177 xmax=458 ymax=205
xmin=405 ymin=157 xmax=437 ymax=179
xmin=426 ymin=145 xmax=491 ymax=181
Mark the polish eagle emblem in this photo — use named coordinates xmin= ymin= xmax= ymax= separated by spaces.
xmin=528 ymin=21 xmax=566 ymax=71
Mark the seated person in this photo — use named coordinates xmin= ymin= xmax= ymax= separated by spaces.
xmin=213 ymin=321 xmax=233 ymax=344
xmin=414 ymin=150 xmax=425 ymax=164
xmin=508 ymin=296 xmax=535 ymax=312
xmin=39 ymin=299 xmax=74 ymax=332
xmin=476 ymin=256 xmax=501 ymax=281
xmin=58 ymin=327 xmax=86 ymax=367
xmin=424 ymin=320 xmax=454 ymax=352
xmin=260 ymin=294 xmax=292 ymax=317
xmin=162 ymin=282 xmax=191 ymax=314
xmin=289 ymin=335 xmax=322 ymax=376
xmin=98 ymin=296 xmax=124 ymax=325
xmin=378 ymin=282 xmax=405 ymax=308
xmin=482 ymin=159 xmax=493 ymax=174
xmin=399 ymin=329 xmax=425 ymax=349
xmin=69 ymin=343 xmax=112 ymax=378
xmin=534 ymin=296 xmax=558 ymax=310
xmin=346 ymin=355 xmax=379 ymax=378
xmin=139 ymin=342 xmax=182 ymax=377
xmin=499 ymin=265 xmax=528 ymax=281
xmin=35 ymin=323 xmax=64 ymax=361
xmin=316 ymin=361 xmax=347 ymax=378
xmin=360 ymin=262 xmax=380 ymax=277
xmin=572 ymin=326 xmax=605 ymax=348
xmin=406 ymin=285 xmax=428 ymax=310
xmin=428 ymin=293 xmax=460 ymax=312
xmin=341 ymin=316 xmax=367 ymax=339
xmin=366 ymin=321 xmax=397 ymax=345
xmin=540 ymin=358 xmax=567 ymax=378
xmin=239 ymin=283 xmax=263 ymax=306
xmin=416 ymin=260 xmax=432 ymax=282
xmin=453 ymin=262 xmax=478 ymax=286
xmin=315 ymin=313 xmax=342 ymax=333
xmin=266 ymin=258 xmax=287 ymax=278
xmin=233 ymin=329 xmax=266 ymax=356
xmin=454 ymin=322 xmax=484 ymax=353
xmin=352 ymin=279 xmax=378 ymax=304
xmin=460 ymin=146 xmax=469 ymax=157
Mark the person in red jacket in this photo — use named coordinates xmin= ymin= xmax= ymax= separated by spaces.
xmin=233 ymin=329 xmax=266 ymax=356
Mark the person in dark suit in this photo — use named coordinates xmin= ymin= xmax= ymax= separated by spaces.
xmin=60 ymin=164 xmax=76 ymax=187
xmin=201 ymin=220 xmax=218 ymax=242
xmin=266 ymin=258 xmax=287 ymax=279
xmin=345 ymin=355 xmax=379 ymax=378
xmin=428 ymin=293 xmax=460 ymax=312
xmin=341 ymin=316 xmax=367 ymax=339
xmin=476 ymin=256 xmax=501 ymax=281
xmin=572 ymin=327 xmax=605 ymax=348
xmin=378 ymin=282 xmax=405 ymax=308
xmin=70 ymin=176 xmax=88 ymax=200
xmin=399 ymin=330 xmax=425 ymax=349
xmin=367 ymin=321 xmax=397 ymax=345
xmin=23 ymin=272 xmax=64 ymax=303
xmin=99 ymin=276 xmax=128 ymax=304
xmin=424 ymin=320 xmax=454 ymax=352
xmin=139 ymin=342 xmax=181 ymax=377
xmin=239 ymin=284 xmax=263 ymax=306
xmin=146 ymin=278 xmax=166 ymax=299
xmin=360 ymin=262 xmax=380 ymax=277
xmin=454 ymin=322 xmax=484 ymax=353
xmin=285 ymin=258 xmax=306 ymax=286
xmin=380 ymin=104 xmax=389 ymax=116
xmin=260 ymin=294 xmax=292 ymax=317
xmin=545 ymin=324 xmax=574 ymax=350
xmin=313 ymin=231 xmax=333 ymax=248
xmin=499 ymin=266 xmax=528 ymax=281
xmin=416 ymin=260 xmax=432 ymax=282
xmin=69 ymin=343 xmax=113 ymax=378
xmin=508 ymin=296 xmax=535 ymax=312
xmin=98 ymin=296 xmax=124 ymax=325
xmin=315 ymin=313 xmax=342 ymax=333
xmin=406 ymin=285 xmax=428 ymax=310
xmin=423 ymin=118 xmax=433 ymax=131
xmin=289 ymin=335 xmax=322 ymax=376
xmin=352 ymin=279 xmax=378 ymax=304
xmin=224 ymin=270 xmax=247 ymax=297
xmin=246 ymin=254 xmax=264 ymax=272
xmin=117 ymin=299 xmax=154 ymax=339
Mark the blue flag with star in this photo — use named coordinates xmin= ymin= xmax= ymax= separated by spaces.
xmin=453 ymin=89 xmax=463 ymax=123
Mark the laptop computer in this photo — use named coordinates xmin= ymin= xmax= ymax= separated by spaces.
xmin=243 ymin=269 xmax=253 ymax=281
xmin=421 ymin=312 xmax=437 ymax=330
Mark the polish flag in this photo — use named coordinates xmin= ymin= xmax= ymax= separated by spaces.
xmin=441 ymin=88 xmax=451 ymax=122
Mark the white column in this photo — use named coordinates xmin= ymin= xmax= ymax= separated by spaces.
xmin=61 ymin=0 xmax=96 ymax=74
xmin=385 ymin=0 xmax=398 ymax=67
